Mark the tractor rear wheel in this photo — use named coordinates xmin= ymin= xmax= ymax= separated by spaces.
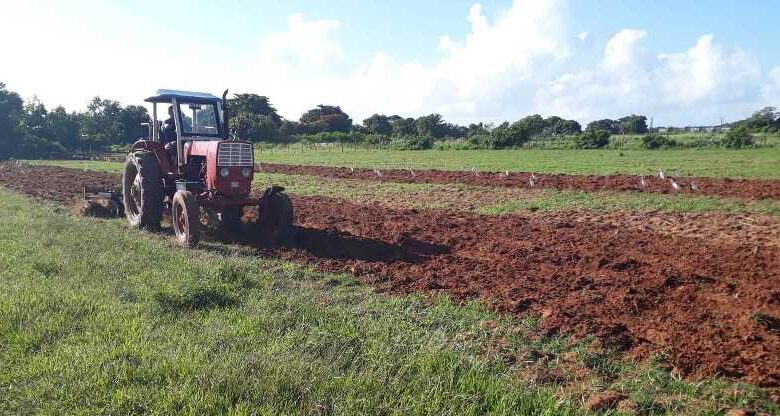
xmin=172 ymin=190 xmax=200 ymax=248
xmin=123 ymin=151 xmax=163 ymax=230
xmin=257 ymin=191 xmax=293 ymax=245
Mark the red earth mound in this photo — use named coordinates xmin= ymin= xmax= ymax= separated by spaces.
xmin=2 ymin=162 xmax=779 ymax=386
xmin=261 ymin=163 xmax=780 ymax=201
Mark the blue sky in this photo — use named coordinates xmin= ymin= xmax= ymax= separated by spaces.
xmin=2 ymin=0 xmax=779 ymax=126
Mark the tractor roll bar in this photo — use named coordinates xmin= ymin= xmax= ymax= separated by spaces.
xmin=172 ymin=98 xmax=184 ymax=168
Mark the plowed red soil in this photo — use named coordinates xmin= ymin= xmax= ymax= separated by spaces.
xmin=2 ymin=162 xmax=779 ymax=386
xmin=261 ymin=163 xmax=780 ymax=200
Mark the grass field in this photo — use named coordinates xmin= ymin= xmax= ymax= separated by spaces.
xmin=251 ymin=148 xmax=780 ymax=179
xmin=2 ymin=189 xmax=777 ymax=415
xmin=0 ymin=190 xmax=575 ymax=415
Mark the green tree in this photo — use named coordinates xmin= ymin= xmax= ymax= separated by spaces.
xmin=618 ymin=114 xmax=648 ymax=134
xmin=466 ymin=122 xmax=490 ymax=137
xmin=20 ymin=97 xmax=48 ymax=139
xmin=389 ymin=116 xmax=415 ymax=136
xmin=232 ymin=113 xmax=279 ymax=142
xmin=0 ymin=82 xmax=24 ymax=159
xmin=414 ymin=114 xmax=445 ymax=138
xmin=81 ymin=97 xmax=123 ymax=146
xmin=574 ymin=129 xmax=610 ymax=149
xmin=46 ymin=106 xmax=82 ymax=149
xmin=363 ymin=114 xmax=392 ymax=136
xmin=300 ymin=105 xmax=352 ymax=133
xmin=742 ymin=106 xmax=778 ymax=131
xmin=513 ymin=114 xmax=546 ymax=137
xmin=488 ymin=120 xmax=530 ymax=149
xmin=228 ymin=94 xmax=281 ymax=125
xmin=117 ymin=105 xmax=149 ymax=144
xmin=723 ymin=126 xmax=754 ymax=148
xmin=586 ymin=119 xmax=620 ymax=134
xmin=544 ymin=116 xmax=581 ymax=136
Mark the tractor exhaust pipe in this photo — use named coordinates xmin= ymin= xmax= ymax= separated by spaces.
xmin=222 ymin=89 xmax=230 ymax=141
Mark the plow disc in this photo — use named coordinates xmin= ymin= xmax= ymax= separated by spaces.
xmin=83 ymin=186 xmax=124 ymax=218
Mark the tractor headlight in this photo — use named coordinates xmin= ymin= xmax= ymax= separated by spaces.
xmin=220 ymin=167 xmax=230 ymax=178
xmin=241 ymin=167 xmax=252 ymax=178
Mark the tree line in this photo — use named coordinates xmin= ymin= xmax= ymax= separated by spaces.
xmin=2 ymin=81 xmax=779 ymax=159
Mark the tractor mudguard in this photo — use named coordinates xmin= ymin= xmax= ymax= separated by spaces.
xmin=130 ymin=140 xmax=172 ymax=173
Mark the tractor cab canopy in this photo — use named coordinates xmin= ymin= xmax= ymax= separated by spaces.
xmin=145 ymin=89 xmax=225 ymax=139
xmin=145 ymin=89 xmax=221 ymax=105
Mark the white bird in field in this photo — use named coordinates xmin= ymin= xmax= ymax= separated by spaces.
xmin=505 ymin=170 xmax=510 ymax=177
xmin=83 ymin=165 xmax=89 ymax=172
xmin=658 ymin=170 xmax=666 ymax=180
xmin=349 ymin=166 xmax=355 ymax=173
xmin=374 ymin=168 xmax=382 ymax=177
xmin=529 ymin=174 xmax=537 ymax=188
xmin=639 ymin=175 xmax=647 ymax=188
xmin=408 ymin=168 xmax=416 ymax=177
xmin=690 ymin=182 xmax=700 ymax=192
xmin=670 ymin=179 xmax=681 ymax=191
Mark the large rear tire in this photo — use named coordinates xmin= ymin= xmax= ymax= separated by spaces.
xmin=172 ymin=190 xmax=200 ymax=248
xmin=123 ymin=151 xmax=163 ymax=230
xmin=257 ymin=191 xmax=293 ymax=245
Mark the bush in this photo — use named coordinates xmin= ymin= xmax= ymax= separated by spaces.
xmin=722 ymin=126 xmax=754 ymax=149
xmin=433 ymin=137 xmax=489 ymax=150
xmin=573 ymin=129 xmax=610 ymax=149
xmin=391 ymin=135 xmax=433 ymax=150
xmin=642 ymin=134 xmax=678 ymax=149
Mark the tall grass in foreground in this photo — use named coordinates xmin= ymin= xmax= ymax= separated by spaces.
xmin=0 ymin=190 xmax=777 ymax=415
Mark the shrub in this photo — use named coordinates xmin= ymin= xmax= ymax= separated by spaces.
xmin=390 ymin=135 xmax=433 ymax=150
xmin=573 ymin=129 xmax=610 ymax=149
xmin=642 ymin=134 xmax=678 ymax=149
xmin=722 ymin=126 xmax=754 ymax=149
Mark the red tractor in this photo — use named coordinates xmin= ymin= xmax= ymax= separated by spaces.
xmin=122 ymin=89 xmax=292 ymax=247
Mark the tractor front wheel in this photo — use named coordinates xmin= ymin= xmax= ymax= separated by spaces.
xmin=256 ymin=191 xmax=294 ymax=245
xmin=172 ymin=190 xmax=201 ymax=248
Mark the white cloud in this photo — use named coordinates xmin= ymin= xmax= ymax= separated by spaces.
xmin=657 ymin=34 xmax=760 ymax=105
xmin=249 ymin=0 xmax=568 ymax=123
xmin=762 ymin=67 xmax=780 ymax=102
xmin=536 ymin=31 xmax=767 ymax=125
xmin=1 ymin=0 xmax=779 ymax=126
xmin=602 ymin=29 xmax=647 ymax=70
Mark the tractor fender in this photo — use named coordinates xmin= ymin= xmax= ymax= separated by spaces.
xmin=130 ymin=140 xmax=172 ymax=173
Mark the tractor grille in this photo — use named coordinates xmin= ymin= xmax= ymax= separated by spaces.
xmin=217 ymin=142 xmax=253 ymax=167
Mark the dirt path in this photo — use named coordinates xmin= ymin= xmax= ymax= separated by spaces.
xmin=261 ymin=163 xmax=780 ymax=201
xmin=2 ymin=162 xmax=779 ymax=386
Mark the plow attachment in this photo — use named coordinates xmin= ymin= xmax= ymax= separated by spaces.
xmin=83 ymin=186 xmax=124 ymax=218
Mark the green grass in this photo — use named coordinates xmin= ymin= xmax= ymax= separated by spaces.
xmin=251 ymin=148 xmax=780 ymax=179
xmin=0 ymin=189 xmax=576 ymax=415
xmin=1 ymin=189 xmax=778 ymax=415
